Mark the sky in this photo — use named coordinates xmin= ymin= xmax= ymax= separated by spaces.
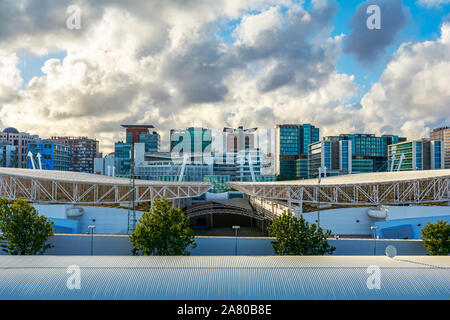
xmin=0 ymin=0 xmax=449 ymax=153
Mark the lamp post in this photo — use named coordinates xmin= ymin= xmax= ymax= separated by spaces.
xmin=370 ymin=226 xmax=378 ymax=256
xmin=232 ymin=226 xmax=240 ymax=256
xmin=88 ymin=225 xmax=96 ymax=256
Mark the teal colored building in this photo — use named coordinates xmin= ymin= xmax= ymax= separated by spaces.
xmin=276 ymin=124 xmax=319 ymax=180
xmin=170 ymin=127 xmax=212 ymax=154
xmin=204 ymin=175 xmax=232 ymax=193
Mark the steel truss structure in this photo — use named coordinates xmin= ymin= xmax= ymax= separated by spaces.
xmin=228 ymin=170 xmax=450 ymax=209
xmin=0 ymin=168 xmax=211 ymax=204
xmin=185 ymin=202 xmax=264 ymax=220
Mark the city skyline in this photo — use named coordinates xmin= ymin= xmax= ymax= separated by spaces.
xmin=0 ymin=1 xmax=449 ymax=154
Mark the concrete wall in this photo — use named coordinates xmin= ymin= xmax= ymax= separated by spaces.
xmin=0 ymin=234 xmax=428 ymax=256
xmin=33 ymin=204 xmax=145 ymax=235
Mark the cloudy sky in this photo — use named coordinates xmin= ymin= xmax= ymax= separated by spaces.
xmin=0 ymin=0 xmax=449 ymax=153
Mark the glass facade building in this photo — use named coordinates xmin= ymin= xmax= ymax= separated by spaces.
xmin=170 ymin=127 xmax=212 ymax=154
xmin=308 ymin=139 xmax=352 ymax=178
xmin=114 ymin=142 xmax=132 ymax=176
xmin=27 ymin=141 xmax=70 ymax=171
xmin=324 ymin=134 xmax=406 ymax=173
xmin=0 ymin=141 xmax=18 ymax=168
xmin=430 ymin=127 xmax=450 ymax=169
xmin=388 ymin=139 xmax=444 ymax=171
xmin=276 ymin=124 xmax=319 ymax=180
xmin=114 ymin=125 xmax=160 ymax=176
xmin=48 ymin=136 xmax=100 ymax=173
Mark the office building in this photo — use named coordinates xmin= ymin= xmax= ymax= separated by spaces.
xmin=114 ymin=125 xmax=160 ymax=176
xmin=308 ymin=139 xmax=352 ymax=178
xmin=324 ymin=133 xmax=406 ymax=173
xmin=0 ymin=128 xmax=39 ymax=168
xmin=94 ymin=153 xmax=116 ymax=176
xmin=170 ymin=127 xmax=212 ymax=154
xmin=0 ymin=141 xmax=18 ymax=168
xmin=48 ymin=136 xmax=99 ymax=173
xmin=430 ymin=126 xmax=450 ymax=169
xmin=27 ymin=141 xmax=70 ymax=171
xmin=223 ymin=126 xmax=256 ymax=153
xmin=388 ymin=139 xmax=444 ymax=171
xmin=276 ymin=124 xmax=319 ymax=180
xmin=114 ymin=142 xmax=132 ymax=176
xmin=122 ymin=124 xmax=160 ymax=152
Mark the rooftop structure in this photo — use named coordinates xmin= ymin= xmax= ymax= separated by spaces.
xmin=0 ymin=256 xmax=448 ymax=300
xmin=228 ymin=169 xmax=450 ymax=207
xmin=0 ymin=168 xmax=212 ymax=204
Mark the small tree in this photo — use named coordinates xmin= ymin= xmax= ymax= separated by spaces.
xmin=420 ymin=220 xmax=449 ymax=256
xmin=268 ymin=211 xmax=335 ymax=255
xmin=129 ymin=197 xmax=197 ymax=256
xmin=0 ymin=198 xmax=54 ymax=255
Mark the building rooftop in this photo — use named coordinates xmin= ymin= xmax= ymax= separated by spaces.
xmin=229 ymin=169 xmax=450 ymax=187
xmin=2 ymin=127 xmax=19 ymax=134
xmin=121 ymin=124 xmax=155 ymax=128
xmin=0 ymin=256 xmax=448 ymax=300
xmin=0 ymin=168 xmax=210 ymax=187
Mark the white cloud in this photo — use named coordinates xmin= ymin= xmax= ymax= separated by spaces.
xmin=0 ymin=51 xmax=22 ymax=107
xmin=359 ymin=23 xmax=450 ymax=139
xmin=234 ymin=6 xmax=284 ymax=46
xmin=0 ymin=0 xmax=360 ymax=153
xmin=417 ymin=0 xmax=450 ymax=7
xmin=7 ymin=0 xmax=447 ymax=154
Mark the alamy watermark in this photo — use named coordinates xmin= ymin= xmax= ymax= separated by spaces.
xmin=66 ymin=265 xmax=81 ymax=290
xmin=366 ymin=265 xmax=381 ymax=290
xmin=66 ymin=5 xmax=81 ymax=30
xmin=366 ymin=5 xmax=381 ymax=30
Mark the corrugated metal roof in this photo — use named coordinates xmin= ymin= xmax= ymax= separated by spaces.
xmin=0 ymin=168 xmax=211 ymax=187
xmin=0 ymin=256 xmax=448 ymax=300
xmin=228 ymin=169 xmax=450 ymax=187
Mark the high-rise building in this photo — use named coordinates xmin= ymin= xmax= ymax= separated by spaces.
xmin=170 ymin=127 xmax=212 ymax=166
xmin=48 ymin=136 xmax=99 ymax=173
xmin=114 ymin=142 xmax=132 ymax=176
xmin=275 ymin=124 xmax=319 ymax=180
xmin=308 ymin=139 xmax=351 ymax=178
xmin=223 ymin=126 xmax=256 ymax=153
xmin=430 ymin=126 xmax=450 ymax=169
xmin=114 ymin=125 xmax=160 ymax=176
xmin=170 ymin=127 xmax=212 ymax=154
xmin=324 ymin=133 xmax=406 ymax=173
xmin=122 ymin=124 xmax=160 ymax=152
xmin=388 ymin=139 xmax=444 ymax=171
xmin=0 ymin=141 xmax=18 ymax=168
xmin=0 ymin=128 xmax=39 ymax=168
xmin=27 ymin=141 xmax=70 ymax=171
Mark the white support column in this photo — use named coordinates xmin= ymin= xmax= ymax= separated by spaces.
xmin=288 ymin=186 xmax=292 ymax=213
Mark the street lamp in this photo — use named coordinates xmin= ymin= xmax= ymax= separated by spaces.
xmin=232 ymin=226 xmax=240 ymax=256
xmin=370 ymin=226 xmax=378 ymax=256
xmin=88 ymin=225 xmax=96 ymax=256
